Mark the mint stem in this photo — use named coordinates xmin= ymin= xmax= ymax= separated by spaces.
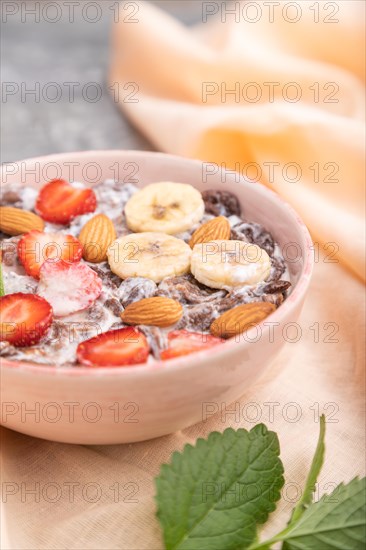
xmin=288 ymin=414 xmax=326 ymax=525
xmin=0 ymin=262 xmax=5 ymax=296
xmin=247 ymin=415 xmax=326 ymax=550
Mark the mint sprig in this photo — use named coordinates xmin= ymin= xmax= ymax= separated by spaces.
xmin=155 ymin=425 xmax=284 ymax=550
xmin=155 ymin=417 xmax=365 ymax=550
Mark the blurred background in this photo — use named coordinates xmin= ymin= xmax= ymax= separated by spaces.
xmin=1 ymin=0 xmax=215 ymax=163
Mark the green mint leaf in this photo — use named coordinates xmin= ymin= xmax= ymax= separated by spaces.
xmin=281 ymin=477 xmax=366 ymax=550
xmin=155 ymin=425 xmax=284 ymax=550
xmin=0 ymin=262 xmax=5 ymax=296
xmin=288 ymin=414 xmax=326 ymax=525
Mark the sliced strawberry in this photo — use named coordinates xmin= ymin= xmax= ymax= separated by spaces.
xmin=17 ymin=231 xmax=82 ymax=279
xmin=0 ymin=293 xmax=53 ymax=347
xmin=77 ymin=327 xmax=149 ymax=367
xmin=36 ymin=179 xmax=97 ymax=224
xmin=37 ymin=260 xmax=102 ymax=317
xmin=161 ymin=330 xmax=224 ymax=360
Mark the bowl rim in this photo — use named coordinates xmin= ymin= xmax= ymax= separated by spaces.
xmin=0 ymin=149 xmax=314 ymax=377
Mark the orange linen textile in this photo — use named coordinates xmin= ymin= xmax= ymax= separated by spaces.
xmin=110 ymin=0 xmax=365 ymax=280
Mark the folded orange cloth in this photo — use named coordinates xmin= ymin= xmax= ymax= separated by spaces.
xmin=110 ymin=0 xmax=365 ymax=281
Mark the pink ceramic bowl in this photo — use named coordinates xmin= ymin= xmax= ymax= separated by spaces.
xmin=0 ymin=151 xmax=313 ymax=444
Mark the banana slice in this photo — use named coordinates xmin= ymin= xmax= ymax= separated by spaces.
xmin=191 ymin=240 xmax=271 ymax=289
xmin=107 ymin=232 xmax=192 ymax=283
xmin=125 ymin=182 xmax=205 ymax=234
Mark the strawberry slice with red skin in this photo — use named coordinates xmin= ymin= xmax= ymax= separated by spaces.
xmin=17 ymin=230 xmax=82 ymax=279
xmin=38 ymin=260 xmax=103 ymax=317
xmin=77 ymin=327 xmax=150 ymax=367
xmin=36 ymin=179 xmax=97 ymax=224
xmin=161 ymin=330 xmax=224 ymax=360
xmin=0 ymin=293 xmax=53 ymax=347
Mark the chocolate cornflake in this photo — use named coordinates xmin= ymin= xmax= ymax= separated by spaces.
xmin=86 ymin=303 xmax=109 ymax=322
xmin=261 ymin=280 xmax=291 ymax=295
xmin=262 ymin=293 xmax=284 ymax=307
xmin=104 ymin=298 xmax=124 ymax=317
xmin=88 ymin=262 xmax=121 ymax=289
xmin=138 ymin=325 xmax=167 ymax=360
xmin=231 ymin=221 xmax=275 ymax=256
xmin=177 ymin=303 xmax=219 ymax=333
xmin=1 ymin=237 xmax=21 ymax=268
xmin=158 ymin=274 xmax=226 ymax=305
xmin=216 ymin=287 xmax=253 ymax=312
xmin=0 ymin=183 xmax=38 ymax=210
xmin=215 ymin=285 xmax=286 ymax=316
xmin=202 ymin=190 xmax=241 ymax=217
xmin=118 ymin=277 xmax=157 ymax=307
xmin=267 ymin=255 xmax=286 ymax=282
xmin=40 ymin=321 xmax=71 ymax=350
xmin=0 ymin=190 xmax=21 ymax=206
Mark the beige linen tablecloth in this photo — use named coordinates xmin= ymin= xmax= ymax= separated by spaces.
xmin=1 ymin=1 xmax=365 ymax=548
xmin=1 ymin=258 xmax=365 ymax=549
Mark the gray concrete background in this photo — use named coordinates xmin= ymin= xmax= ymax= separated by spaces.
xmin=1 ymin=1 xmax=206 ymax=163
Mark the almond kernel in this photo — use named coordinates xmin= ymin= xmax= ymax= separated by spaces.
xmin=79 ymin=214 xmax=116 ymax=263
xmin=210 ymin=302 xmax=276 ymax=339
xmin=189 ymin=216 xmax=231 ymax=248
xmin=121 ymin=297 xmax=183 ymax=327
xmin=0 ymin=207 xmax=45 ymax=236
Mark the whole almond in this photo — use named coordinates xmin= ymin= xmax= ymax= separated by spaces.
xmin=0 ymin=207 xmax=44 ymax=236
xmin=121 ymin=297 xmax=183 ymax=327
xmin=79 ymin=214 xmax=116 ymax=263
xmin=189 ymin=216 xmax=231 ymax=248
xmin=210 ymin=302 xmax=276 ymax=339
